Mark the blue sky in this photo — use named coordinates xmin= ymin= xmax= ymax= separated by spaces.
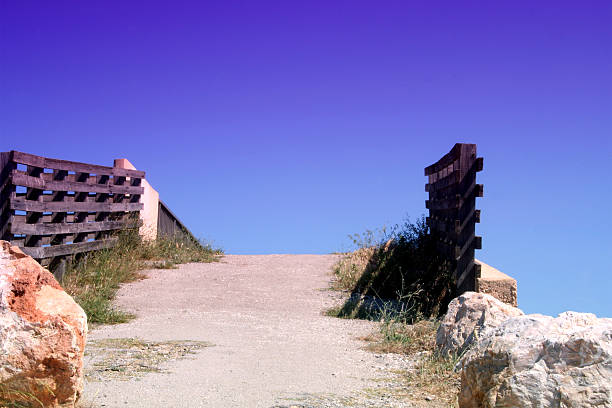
xmin=1 ymin=1 xmax=611 ymax=317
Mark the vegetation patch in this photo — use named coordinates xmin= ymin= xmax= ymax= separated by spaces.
xmin=85 ymin=338 xmax=213 ymax=381
xmin=0 ymin=384 xmax=44 ymax=408
xmin=362 ymin=320 xmax=460 ymax=406
xmin=325 ymin=218 xmax=461 ymax=406
xmin=61 ymin=228 xmax=223 ymax=325
xmin=330 ymin=217 xmax=454 ymax=322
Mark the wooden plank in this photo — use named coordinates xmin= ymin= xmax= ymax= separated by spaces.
xmin=456 ymin=260 xmax=477 ymax=290
xmin=10 ymin=217 xmax=133 ymax=235
xmin=456 ymin=208 xmax=480 ymax=233
xmin=16 ymin=193 xmax=140 ymax=205
xmin=0 ymin=221 xmax=12 ymax=241
xmin=455 ymin=234 xmax=482 ymax=260
xmin=157 ymin=200 xmax=201 ymax=246
xmin=426 ymin=157 xmax=482 ymax=192
xmin=20 ymin=238 xmax=118 ymax=258
xmin=426 ymin=183 xmax=483 ymax=212
xmin=11 ymin=151 xmax=145 ymax=179
xmin=426 ymin=197 xmax=460 ymax=211
xmin=0 ymin=152 xmax=11 ymax=186
xmin=10 ymin=237 xmax=26 ymax=247
xmin=11 ymin=171 xmax=144 ymax=195
xmin=10 ymin=198 xmax=143 ymax=213
xmin=425 ymin=170 xmax=460 ymax=192
xmin=424 ymin=143 xmax=462 ymax=176
xmin=34 ymin=233 xmax=98 ymax=246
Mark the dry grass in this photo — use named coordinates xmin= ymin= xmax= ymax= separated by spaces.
xmin=85 ymin=338 xmax=213 ymax=381
xmin=362 ymin=319 xmax=437 ymax=355
xmin=328 ymin=223 xmax=461 ymax=406
xmin=362 ymin=320 xmax=460 ymax=406
xmin=0 ymin=385 xmax=44 ymax=408
xmin=61 ymin=229 xmax=222 ymax=325
xmin=331 ymin=246 xmax=377 ymax=291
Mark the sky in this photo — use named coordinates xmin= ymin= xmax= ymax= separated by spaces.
xmin=1 ymin=1 xmax=611 ymax=317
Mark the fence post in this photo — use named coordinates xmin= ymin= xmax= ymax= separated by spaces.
xmin=425 ymin=143 xmax=483 ymax=294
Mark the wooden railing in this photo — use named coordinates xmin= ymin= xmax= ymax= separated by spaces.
xmin=157 ymin=199 xmax=201 ymax=245
xmin=0 ymin=151 xmax=144 ymax=266
xmin=425 ymin=143 xmax=483 ymax=294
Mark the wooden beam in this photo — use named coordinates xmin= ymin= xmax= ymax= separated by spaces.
xmin=10 ymin=217 xmax=134 ymax=235
xmin=11 ymin=151 xmax=145 ymax=179
xmin=20 ymin=238 xmax=118 ymax=258
xmin=11 ymin=171 xmax=144 ymax=195
xmin=424 ymin=143 xmax=463 ymax=176
xmin=10 ymin=197 xmax=143 ymax=213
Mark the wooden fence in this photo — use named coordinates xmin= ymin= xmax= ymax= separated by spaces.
xmin=425 ymin=143 xmax=483 ymax=294
xmin=0 ymin=151 xmax=144 ymax=267
xmin=157 ymin=199 xmax=201 ymax=244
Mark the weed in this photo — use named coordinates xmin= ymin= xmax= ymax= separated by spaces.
xmin=327 ymin=217 xmax=461 ymax=405
xmin=361 ymin=318 xmax=461 ymax=406
xmin=0 ymin=384 xmax=44 ymax=408
xmin=331 ymin=216 xmax=454 ymax=323
xmin=60 ymin=228 xmax=222 ymax=325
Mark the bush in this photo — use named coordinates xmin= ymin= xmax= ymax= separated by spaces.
xmin=331 ymin=216 xmax=455 ymax=322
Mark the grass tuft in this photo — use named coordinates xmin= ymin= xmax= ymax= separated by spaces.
xmin=61 ymin=228 xmax=222 ymax=325
xmin=327 ymin=217 xmax=461 ymax=405
xmin=361 ymin=317 xmax=461 ymax=406
xmin=0 ymin=384 xmax=44 ymax=408
xmin=330 ymin=216 xmax=455 ymax=323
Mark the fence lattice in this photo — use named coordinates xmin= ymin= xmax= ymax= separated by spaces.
xmin=0 ymin=151 xmax=144 ymax=267
xmin=425 ymin=143 xmax=483 ymax=293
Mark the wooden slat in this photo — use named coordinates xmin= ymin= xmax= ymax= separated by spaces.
xmin=11 ymin=151 xmax=145 ymax=179
xmin=425 ymin=170 xmax=459 ymax=192
xmin=424 ymin=143 xmax=463 ymax=176
xmin=456 ymin=260 xmax=478 ymax=289
xmin=11 ymin=171 xmax=144 ymax=195
xmin=10 ymin=217 xmax=132 ymax=235
xmin=426 ymin=157 xmax=482 ymax=192
xmin=426 ymin=198 xmax=460 ymax=211
xmin=425 ymin=183 xmax=483 ymax=211
xmin=15 ymin=194 xmax=143 ymax=204
xmin=32 ymin=233 xmax=99 ymax=246
xmin=0 ymin=152 xmax=12 ymax=187
xmin=20 ymin=238 xmax=118 ymax=258
xmin=455 ymin=234 xmax=482 ymax=260
xmin=10 ymin=197 xmax=143 ymax=213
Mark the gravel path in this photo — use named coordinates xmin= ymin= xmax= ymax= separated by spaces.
xmin=81 ymin=255 xmax=414 ymax=408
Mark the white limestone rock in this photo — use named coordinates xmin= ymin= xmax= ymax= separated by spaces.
xmin=436 ymin=291 xmax=524 ymax=355
xmin=459 ymin=311 xmax=612 ymax=408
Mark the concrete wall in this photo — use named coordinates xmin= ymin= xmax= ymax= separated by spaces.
xmin=475 ymin=259 xmax=518 ymax=307
xmin=113 ymin=158 xmax=159 ymax=241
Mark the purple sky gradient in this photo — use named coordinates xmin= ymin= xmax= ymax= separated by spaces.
xmin=1 ymin=1 xmax=611 ymax=316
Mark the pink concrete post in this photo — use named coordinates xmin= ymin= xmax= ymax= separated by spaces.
xmin=113 ymin=158 xmax=159 ymax=241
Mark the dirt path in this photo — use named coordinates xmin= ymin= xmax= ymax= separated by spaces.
xmin=81 ymin=255 xmax=412 ymax=408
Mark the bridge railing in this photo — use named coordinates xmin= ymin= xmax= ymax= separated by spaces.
xmin=0 ymin=150 xmax=144 ymax=267
xmin=425 ymin=143 xmax=483 ymax=294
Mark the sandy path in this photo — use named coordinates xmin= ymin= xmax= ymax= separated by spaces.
xmin=81 ymin=255 xmax=405 ymax=408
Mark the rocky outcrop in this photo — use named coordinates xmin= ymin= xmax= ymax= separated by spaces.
xmin=459 ymin=311 xmax=612 ymax=408
xmin=436 ymin=291 xmax=523 ymax=355
xmin=0 ymin=241 xmax=87 ymax=407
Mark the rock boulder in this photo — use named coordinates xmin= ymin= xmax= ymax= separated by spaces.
xmin=0 ymin=241 xmax=87 ymax=407
xmin=459 ymin=311 xmax=612 ymax=408
xmin=436 ymin=291 xmax=524 ymax=355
